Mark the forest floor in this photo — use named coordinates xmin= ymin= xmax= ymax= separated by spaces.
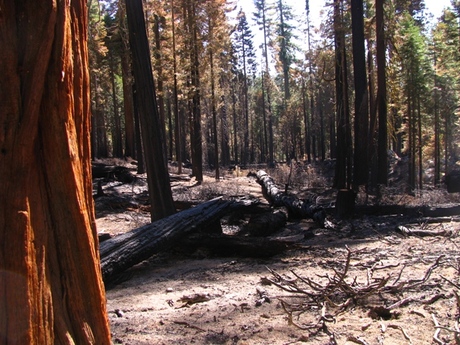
xmin=95 ymin=159 xmax=460 ymax=345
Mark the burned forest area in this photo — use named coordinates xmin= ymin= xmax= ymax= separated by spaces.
xmin=95 ymin=158 xmax=460 ymax=345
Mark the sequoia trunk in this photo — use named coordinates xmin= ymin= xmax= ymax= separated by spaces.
xmin=0 ymin=1 xmax=110 ymax=343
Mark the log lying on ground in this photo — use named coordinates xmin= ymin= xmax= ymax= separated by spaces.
xmin=178 ymin=233 xmax=289 ymax=258
xmin=92 ymin=163 xmax=136 ymax=183
xmin=256 ymin=170 xmax=325 ymax=225
xmin=99 ymin=197 xmax=254 ymax=283
xmin=242 ymin=208 xmax=288 ymax=236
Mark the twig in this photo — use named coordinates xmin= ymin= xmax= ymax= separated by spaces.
xmin=441 ymin=275 xmax=460 ymax=290
xmin=173 ymin=321 xmax=206 ymax=332
xmin=406 ymin=255 xmax=445 ymax=289
xmin=432 ymin=313 xmax=445 ymax=345
xmin=388 ymin=324 xmax=412 ymax=342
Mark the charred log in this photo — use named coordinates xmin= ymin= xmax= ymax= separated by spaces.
xmin=242 ymin=208 xmax=288 ymax=236
xmin=99 ymin=197 xmax=256 ymax=283
xmin=178 ymin=233 xmax=290 ymax=258
xmin=256 ymin=170 xmax=325 ymax=225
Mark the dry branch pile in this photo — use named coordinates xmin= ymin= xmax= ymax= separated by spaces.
xmin=263 ymin=247 xmax=459 ymax=344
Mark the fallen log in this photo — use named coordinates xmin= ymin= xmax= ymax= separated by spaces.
xmin=242 ymin=208 xmax=288 ymax=236
xmin=256 ymin=170 xmax=325 ymax=225
xmin=99 ymin=197 xmax=254 ymax=283
xmin=178 ymin=233 xmax=290 ymax=258
xmin=92 ymin=163 xmax=136 ymax=183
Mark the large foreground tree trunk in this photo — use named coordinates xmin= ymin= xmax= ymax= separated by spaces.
xmin=0 ymin=1 xmax=111 ymax=343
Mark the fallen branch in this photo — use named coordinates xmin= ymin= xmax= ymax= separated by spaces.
xmin=396 ymin=225 xmax=453 ymax=237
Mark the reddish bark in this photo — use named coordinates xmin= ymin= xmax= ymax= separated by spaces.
xmin=0 ymin=1 xmax=110 ymax=343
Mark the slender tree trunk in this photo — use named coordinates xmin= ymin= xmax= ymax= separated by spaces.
xmin=433 ymin=52 xmax=440 ymax=185
xmin=231 ymin=82 xmax=239 ymax=164
xmin=94 ymin=75 xmax=108 ymax=158
xmin=368 ymin=39 xmax=378 ymax=187
xmin=417 ymin=96 xmax=423 ymax=190
xmin=119 ymin=0 xmax=136 ymax=159
xmin=376 ymin=0 xmax=388 ymax=185
xmin=167 ymin=93 xmax=174 ymax=160
xmin=153 ymin=14 xmax=168 ymax=163
xmin=125 ymin=0 xmax=175 ymax=220
xmin=188 ymin=0 xmax=203 ymax=182
xmin=0 ymin=1 xmax=111 ymax=343
xmin=171 ymin=0 xmax=182 ymax=174
xmin=261 ymin=72 xmax=268 ymax=162
xmin=305 ymin=0 xmax=312 ymax=162
xmin=110 ymin=54 xmax=123 ymax=158
xmin=261 ymin=3 xmax=274 ymax=167
xmin=133 ymin=84 xmax=145 ymax=174
xmin=220 ymin=92 xmax=230 ymax=166
xmin=210 ymin=48 xmax=220 ymax=180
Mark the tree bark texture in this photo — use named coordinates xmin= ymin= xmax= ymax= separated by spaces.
xmin=100 ymin=198 xmax=243 ymax=283
xmin=256 ymin=171 xmax=325 ymax=224
xmin=0 ymin=1 xmax=111 ymax=343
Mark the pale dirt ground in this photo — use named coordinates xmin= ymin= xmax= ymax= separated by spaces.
xmin=95 ymin=164 xmax=460 ymax=345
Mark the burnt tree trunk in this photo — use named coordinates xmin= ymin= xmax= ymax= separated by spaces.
xmin=256 ymin=170 xmax=325 ymax=225
xmin=125 ymin=0 xmax=175 ymax=220
xmin=100 ymin=198 xmax=247 ymax=283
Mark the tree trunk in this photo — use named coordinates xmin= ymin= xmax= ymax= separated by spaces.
xmin=125 ymin=0 xmax=176 ymax=221
xmin=187 ymin=0 xmax=203 ymax=182
xmin=376 ymin=0 xmax=388 ymax=185
xmin=351 ymin=0 xmax=369 ymax=188
xmin=0 ymin=1 xmax=111 ymax=343
xmin=171 ymin=0 xmax=183 ymax=174
xmin=153 ymin=14 xmax=168 ymax=164
xmin=178 ymin=234 xmax=289 ymax=258
xmin=119 ymin=0 xmax=136 ymax=159
xmin=256 ymin=171 xmax=325 ymax=224
xmin=100 ymin=198 xmax=247 ymax=283
xmin=334 ymin=0 xmax=352 ymax=189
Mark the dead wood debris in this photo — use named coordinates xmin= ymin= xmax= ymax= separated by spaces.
xmin=264 ymin=247 xmax=449 ymax=341
xmin=177 ymin=293 xmax=211 ymax=307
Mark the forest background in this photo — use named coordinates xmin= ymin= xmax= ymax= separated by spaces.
xmin=90 ymin=0 xmax=460 ymax=193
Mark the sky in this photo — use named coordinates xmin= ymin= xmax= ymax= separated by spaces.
xmin=236 ymin=0 xmax=453 ymax=28
xmin=233 ymin=0 xmax=453 ymax=69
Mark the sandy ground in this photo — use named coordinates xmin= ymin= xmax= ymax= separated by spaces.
xmin=95 ymin=166 xmax=460 ymax=345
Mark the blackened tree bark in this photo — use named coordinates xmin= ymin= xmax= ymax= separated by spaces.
xmin=125 ymin=0 xmax=175 ymax=221
xmin=334 ymin=0 xmax=352 ymax=189
xmin=0 ymin=0 xmax=111 ymax=343
xmin=187 ymin=0 xmax=203 ymax=182
xmin=351 ymin=0 xmax=369 ymax=188
xmin=153 ymin=14 xmax=168 ymax=163
xmin=119 ymin=0 xmax=136 ymax=159
xmin=376 ymin=0 xmax=388 ymax=185
xmin=171 ymin=0 xmax=183 ymax=174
